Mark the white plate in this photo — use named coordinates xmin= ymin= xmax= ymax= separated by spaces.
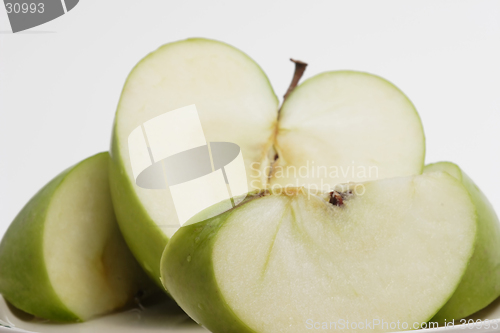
xmin=1 ymin=293 xmax=499 ymax=333
xmin=0 ymin=294 xmax=207 ymax=333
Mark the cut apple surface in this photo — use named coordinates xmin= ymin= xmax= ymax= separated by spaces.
xmin=272 ymin=71 xmax=425 ymax=187
xmin=109 ymin=38 xmax=279 ymax=284
xmin=425 ymin=162 xmax=500 ymax=322
xmin=110 ymin=38 xmax=425 ymax=287
xmin=161 ymin=172 xmax=476 ymax=333
xmin=0 ymin=153 xmax=153 ymax=322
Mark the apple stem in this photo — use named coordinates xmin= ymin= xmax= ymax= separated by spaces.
xmin=268 ymin=59 xmax=308 ymax=181
xmin=280 ymin=58 xmax=308 ymax=111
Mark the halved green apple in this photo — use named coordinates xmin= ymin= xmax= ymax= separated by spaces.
xmin=109 ymin=38 xmax=425 ymax=287
xmin=0 ymin=153 xmax=154 ymax=322
xmin=425 ymin=162 xmax=500 ymax=321
xmin=271 ymin=70 xmax=425 ymax=187
xmin=161 ymin=172 xmax=476 ymax=332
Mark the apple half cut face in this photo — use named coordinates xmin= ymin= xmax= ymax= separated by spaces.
xmin=161 ymin=172 xmax=476 ymax=333
xmin=0 ymin=153 xmax=153 ymax=322
xmin=110 ymin=38 xmax=425 ymax=286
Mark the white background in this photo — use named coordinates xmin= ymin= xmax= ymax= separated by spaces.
xmin=0 ymin=0 xmax=499 ymax=237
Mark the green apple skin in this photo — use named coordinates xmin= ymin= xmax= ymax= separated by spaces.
xmin=0 ymin=166 xmax=78 ymax=321
xmin=109 ymin=139 xmax=169 ymax=288
xmin=0 ymin=153 xmax=155 ymax=322
xmin=159 ymin=191 xmax=294 ymax=333
xmin=159 ymin=208 xmax=255 ymax=333
xmin=426 ymin=162 xmax=500 ymax=321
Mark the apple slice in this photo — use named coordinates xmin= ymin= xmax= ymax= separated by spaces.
xmin=0 ymin=153 xmax=154 ymax=322
xmin=109 ymin=38 xmax=425 ymax=287
xmin=271 ymin=70 xmax=425 ymax=188
xmin=161 ymin=172 xmax=476 ymax=333
xmin=109 ymin=38 xmax=279 ymax=286
xmin=425 ymin=162 xmax=500 ymax=321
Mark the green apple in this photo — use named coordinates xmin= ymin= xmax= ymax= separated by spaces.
xmin=270 ymin=70 xmax=425 ymax=188
xmin=425 ymin=162 xmax=500 ymax=321
xmin=160 ymin=172 xmax=476 ymax=333
xmin=0 ymin=153 xmax=155 ymax=322
xmin=109 ymin=38 xmax=425 ymax=287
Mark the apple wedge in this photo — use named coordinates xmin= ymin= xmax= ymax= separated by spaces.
xmin=271 ymin=70 xmax=425 ymax=188
xmin=161 ymin=172 xmax=477 ymax=333
xmin=109 ymin=38 xmax=425 ymax=287
xmin=0 ymin=153 xmax=154 ymax=322
xmin=425 ymin=162 xmax=500 ymax=321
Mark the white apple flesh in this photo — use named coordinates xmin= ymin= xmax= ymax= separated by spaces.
xmin=161 ymin=172 xmax=477 ymax=333
xmin=272 ymin=71 xmax=425 ymax=187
